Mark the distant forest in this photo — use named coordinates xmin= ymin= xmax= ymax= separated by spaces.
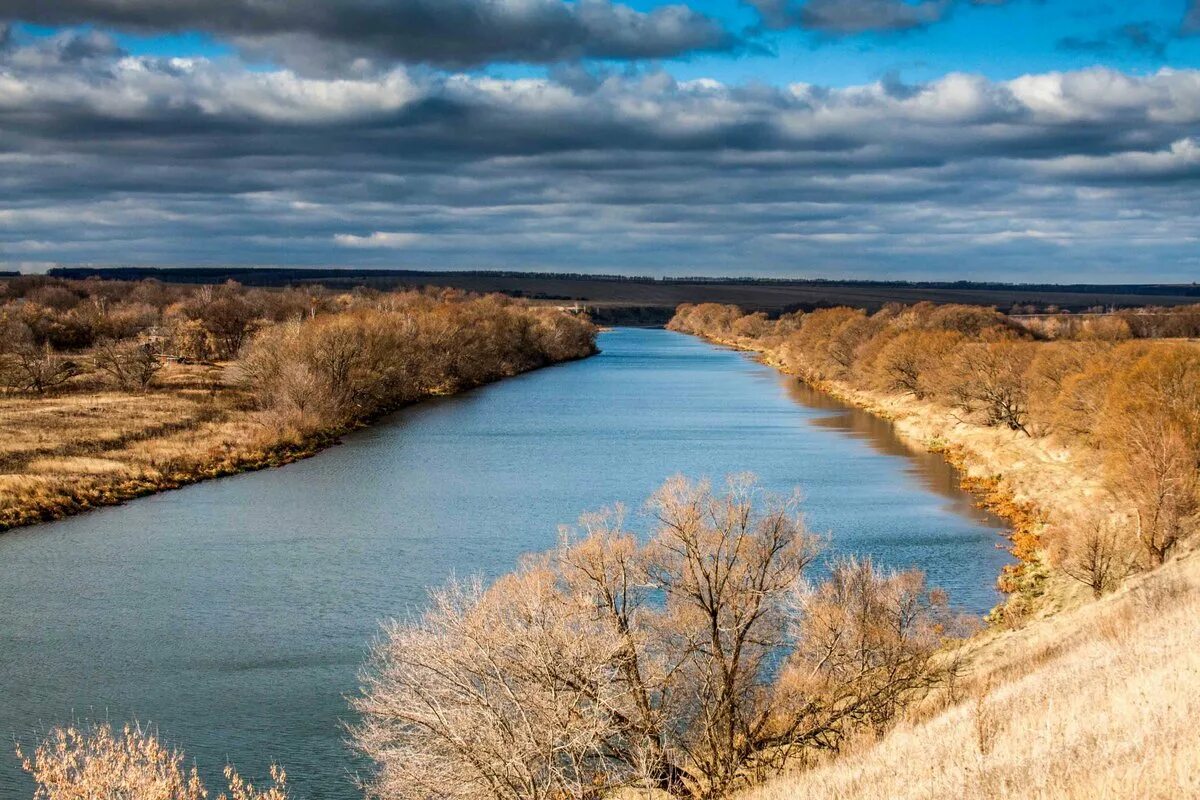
xmin=41 ymin=267 xmax=1200 ymax=322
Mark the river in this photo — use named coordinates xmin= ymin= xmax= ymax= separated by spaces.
xmin=0 ymin=328 xmax=1009 ymax=799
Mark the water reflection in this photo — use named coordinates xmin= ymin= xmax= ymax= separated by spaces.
xmin=783 ymin=379 xmax=1002 ymax=528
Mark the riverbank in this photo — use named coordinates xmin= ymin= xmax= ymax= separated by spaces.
xmin=673 ymin=312 xmax=1200 ymax=798
xmin=0 ymin=282 xmax=599 ymax=534
xmin=688 ymin=330 xmax=1108 ymax=619
xmin=0 ymin=350 xmax=596 ymax=532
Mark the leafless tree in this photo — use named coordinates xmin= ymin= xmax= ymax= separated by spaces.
xmin=5 ymin=342 xmax=79 ymax=394
xmin=353 ymin=476 xmax=961 ymax=800
xmin=1119 ymin=420 xmax=1199 ymax=566
xmin=18 ymin=722 xmax=290 ymax=800
xmin=950 ymin=342 xmax=1034 ymax=435
xmin=1054 ymin=511 xmax=1135 ymax=597
xmin=94 ymin=337 xmax=163 ymax=391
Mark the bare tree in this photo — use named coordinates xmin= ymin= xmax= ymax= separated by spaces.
xmin=94 ymin=337 xmax=163 ymax=391
xmin=352 ymin=476 xmax=960 ymax=800
xmin=1120 ymin=420 xmax=1199 ymax=566
xmin=950 ymin=342 xmax=1034 ymax=435
xmin=6 ymin=342 xmax=79 ymax=394
xmin=1054 ymin=511 xmax=1135 ymax=597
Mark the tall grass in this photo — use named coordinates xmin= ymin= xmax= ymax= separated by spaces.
xmin=741 ymin=552 xmax=1200 ymax=800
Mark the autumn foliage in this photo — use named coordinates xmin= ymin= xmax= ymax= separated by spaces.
xmin=0 ymin=277 xmax=596 ymax=531
xmin=237 ymin=292 xmax=596 ymax=434
xmin=670 ymin=302 xmax=1200 ymax=603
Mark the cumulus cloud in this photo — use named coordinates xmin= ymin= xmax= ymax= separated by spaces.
xmin=1 ymin=0 xmax=734 ymax=70
xmin=1 ymin=39 xmax=1198 ymax=278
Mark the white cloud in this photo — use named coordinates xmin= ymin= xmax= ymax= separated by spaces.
xmin=334 ymin=232 xmax=425 ymax=248
xmin=2 ymin=37 xmax=1199 ymax=278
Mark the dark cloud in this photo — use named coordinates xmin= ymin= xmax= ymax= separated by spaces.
xmin=0 ymin=0 xmax=734 ymax=69
xmin=745 ymin=0 xmax=1008 ymax=35
xmin=1 ymin=40 xmax=1198 ymax=279
xmin=1186 ymin=0 xmax=1200 ymax=33
xmin=748 ymin=0 xmax=949 ymax=33
xmin=1058 ymin=21 xmax=1169 ymax=58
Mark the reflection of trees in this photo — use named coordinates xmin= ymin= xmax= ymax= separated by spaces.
xmin=782 ymin=377 xmax=1001 ymax=526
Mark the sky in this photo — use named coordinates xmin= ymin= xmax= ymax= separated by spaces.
xmin=1 ymin=1 xmax=1199 ymax=281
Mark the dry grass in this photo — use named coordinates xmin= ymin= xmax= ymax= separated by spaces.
xmin=740 ymin=550 xmax=1200 ymax=800
xmin=0 ymin=361 xmax=309 ymax=530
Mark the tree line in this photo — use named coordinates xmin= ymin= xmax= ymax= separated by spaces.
xmin=669 ymin=301 xmax=1200 ymax=606
xmin=236 ymin=292 xmax=597 ymax=435
xmin=0 ymin=277 xmax=596 ymax=422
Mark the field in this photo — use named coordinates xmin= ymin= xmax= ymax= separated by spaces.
xmin=48 ymin=268 xmax=1200 ymax=318
xmin=0 ymin=282 xmax=597 ymax=531
xmin=0 ymin=361 xmax=312 ymax=530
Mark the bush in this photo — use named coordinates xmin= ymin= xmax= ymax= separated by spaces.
xmin=236 ymin=293 xmax=597 ymax=434
xmin=668 ymin=301 xmax=1200 ymax=596
xmin=18 ymin=723 xmax=289 ymax=800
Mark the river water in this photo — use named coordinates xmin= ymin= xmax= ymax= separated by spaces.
xmin=0 ymin=328 xmax=1008 ymax=799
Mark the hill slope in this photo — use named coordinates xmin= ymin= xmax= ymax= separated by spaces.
xmin=743 ymin=550 xmax=1200 ymax=800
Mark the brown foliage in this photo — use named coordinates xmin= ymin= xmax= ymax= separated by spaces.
xmin=1052 ymin=511 xmax=1135 ymax=597
xmin=94 ymin=338 xmax=164 ymax=391
xmin=237 ymin=294 xmax=596 ymax=433
xmin=668 ymin=300 xmax=1200 ymax=604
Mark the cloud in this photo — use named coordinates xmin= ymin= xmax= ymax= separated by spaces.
xmin=1 ymin=39 xmax=1199 ymax=279
xmin=1 ymin=0 xmax=734 ymax=70
xmin=335 ymin=232 xmax=425 ymax=248
xmin=1041 ymin=138 xmax=1200 ymax=182
xmin=750 ymin=0 xmax=949 ymax=34
xmin=745 ymin=0 xmax=1007 ymax=35
xmin=1058 ymin=22 xmax=1170 ymax=59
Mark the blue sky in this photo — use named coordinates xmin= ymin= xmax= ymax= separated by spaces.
xmin=2 ymin=1 xmax=1200 ymax=279
xmin=20 ymin=1 xmax=1200 ymax=84
xmin=60 ymin=0 xmax=1200 ymax=84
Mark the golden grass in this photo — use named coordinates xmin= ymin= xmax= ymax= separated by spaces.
xmin=0 ymin=362 xmax=307 ymax=530
xmin=741 ymin=550 xmax=1200 ymax=800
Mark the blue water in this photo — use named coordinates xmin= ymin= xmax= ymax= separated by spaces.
xmin=0 ymin=328 xmax=1008 ymax=799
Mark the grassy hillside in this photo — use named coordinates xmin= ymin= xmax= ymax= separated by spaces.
xmin=742 ymin=548 xmax=1200 ymax=800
